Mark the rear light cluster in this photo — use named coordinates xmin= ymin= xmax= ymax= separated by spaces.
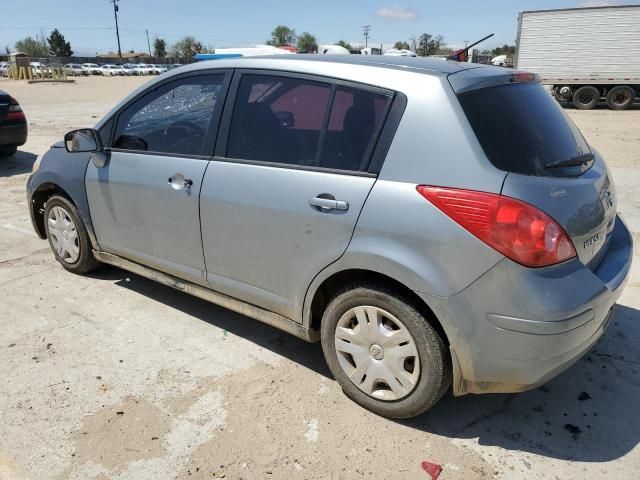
xmin=511 ymin=71 xmax=540 ymax=83
xmin=417 ymin=186 xmax=576 ymax=268
xmin=7 ymin=97 xmax=25 ymax=121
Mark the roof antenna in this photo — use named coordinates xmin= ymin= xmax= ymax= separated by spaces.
xmin=447 ymin=33 xmax=494 ymax=62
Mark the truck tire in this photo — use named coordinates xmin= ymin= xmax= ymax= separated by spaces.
xmin=572 ymin=86 xmax=600 ymax=110
xmin=0 ymin=146 xmax=18 ymax=157
xmin=606 ymin=86 xmax=635 ymax=111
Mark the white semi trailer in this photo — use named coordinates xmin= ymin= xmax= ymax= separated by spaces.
xmin=515 ymin=5 xmax=640 ymax=110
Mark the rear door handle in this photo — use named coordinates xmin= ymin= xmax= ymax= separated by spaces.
xmin=309 ymin=196 xmax=349 ymax=212
xmin=168 ymin=173 xmax=193 ymax=190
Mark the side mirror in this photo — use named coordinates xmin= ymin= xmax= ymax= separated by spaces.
xmin=64 ymin=128 xmax=102 ymax=153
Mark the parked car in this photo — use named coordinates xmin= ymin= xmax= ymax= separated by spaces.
xmin=26 ymin=56 xmax=633 ymax=419
xmin=0 ymin=91 xmax=27 ymax=157
xmin=152 ymin=64 xmax=168 ymax=74
xmin=64 ymin=64 xmax=89 ymax=76
xmin=135 ymin=63 xmax=154 ymax=75
xmin=144 ymin=64 xmax=162 ymax=75
xmin=82 ymin=63 xmax=103 ymax=75
xmin=29 ymin=62 xmax=51 ymax=77
xmin=0 ymin=62 xmax=10 ymax=77
xmin=120 ymin=64 xmax=138 ymax=76
xmin=100 ymin=65 xmax=126 ymax=76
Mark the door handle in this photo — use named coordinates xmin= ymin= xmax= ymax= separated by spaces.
xmin=168 ymin=173 xmax=193 ymax=190
xmin=309 ymin=196 xmax=349 ymax=212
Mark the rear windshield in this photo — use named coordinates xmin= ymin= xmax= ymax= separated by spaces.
xmin=458 ymin=82 xmax=591 ymax=176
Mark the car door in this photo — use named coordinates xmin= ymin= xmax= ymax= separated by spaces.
xmin=200 ymin=71 xmax=393 ymax=320
xmin=85 ymin=71 xmax=230 ymax=285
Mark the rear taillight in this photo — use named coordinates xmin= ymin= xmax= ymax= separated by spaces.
xmin=7 ymin=97 xmax=25 ymax=121
xmin=417 ymin=186 xmax=576 ymax=268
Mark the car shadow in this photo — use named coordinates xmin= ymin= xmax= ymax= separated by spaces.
xmin=88 ymin=265 xmax=332 ymax=379
xmin=0 ymin=150 xmax=37 ymax=177
xmin=401 ymin=303 xmax=640 ymax=463
xmin=90 ymin=265 xmax=640 ymax=463
xmin=561 ymin=102 xmax=640 ymax=111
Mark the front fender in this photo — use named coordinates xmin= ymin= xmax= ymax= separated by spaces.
xmin=27 ymin=146 xmax=97 ymax=246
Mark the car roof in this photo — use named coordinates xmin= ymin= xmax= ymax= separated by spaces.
xmin=178 ymin=54 xmax=481 ymax=77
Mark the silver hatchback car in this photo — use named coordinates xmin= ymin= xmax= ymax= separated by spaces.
xmin=27 ymin=56 xmax=633 ymax=418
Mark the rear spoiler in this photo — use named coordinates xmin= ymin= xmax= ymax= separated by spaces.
xmin=448 ymin=68 xmax=540 ymax=94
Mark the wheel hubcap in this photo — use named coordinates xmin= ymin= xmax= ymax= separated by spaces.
xmin=614 ymin=92 xmax=629 ymax=105
xmin=334 ymin=306 xmax=420 ymax=401
xmin=47 ymin=206 xmax=80 ymax=263
xmin=579 ymin=92 xmax=594 ymax=104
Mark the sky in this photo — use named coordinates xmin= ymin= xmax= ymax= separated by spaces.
xmin=2 ymin=0 xmax=639 ymax=55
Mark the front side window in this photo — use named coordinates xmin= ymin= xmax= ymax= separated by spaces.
xmin=113 ymin=74 xmax=224 ymax=156
xmin=227 ymin=74 xmax=392 ymax=172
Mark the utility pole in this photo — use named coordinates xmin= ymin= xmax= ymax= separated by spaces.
xmin=362 ymin=25 xmax=371 ymax=49
xmin=111 ymin=0 xmax=122 ymax=59
xmin=146 ymin=29 xmax=152 ymax=57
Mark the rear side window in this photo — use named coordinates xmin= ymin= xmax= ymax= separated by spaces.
xmin=458 ymin=83 xmax=591 ymax=176
xmin=227 ymin=74 xmax=391 ymax=172
xmin=113 ymin=74 xmax=224 ymax=156
xmin=321 ymin=86 xmax=390 ymax=171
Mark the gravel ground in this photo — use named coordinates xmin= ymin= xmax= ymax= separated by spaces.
xmin=0 ymin=76 xmax=639 ymax=480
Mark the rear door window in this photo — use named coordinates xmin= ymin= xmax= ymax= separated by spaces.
xmin=321 ymin=86 xmax=391 ymax=171
xmin=226 ymin=74 xmax=392 ymax=172
xmin=458 ymin=82 xmax=591 ymax=176
xmin=227 ymin=75 xmax=331 ymax=166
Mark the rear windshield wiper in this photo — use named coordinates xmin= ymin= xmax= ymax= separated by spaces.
xmin=544 ymin=153 xmax=594 ymax=169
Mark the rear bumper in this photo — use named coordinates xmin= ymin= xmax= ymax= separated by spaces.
xmin=0 ymin=123 xmax=27 ymax=148
xmin=421 ymin=215 xmax=633 ymax=395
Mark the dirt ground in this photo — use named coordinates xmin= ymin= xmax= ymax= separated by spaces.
xmin=0 ymin=76 xmax=639 ymax=480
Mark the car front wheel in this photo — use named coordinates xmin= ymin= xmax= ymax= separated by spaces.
xmin=321 ymin=283 xmax=451 ymax=418
xmin=44 ymin=195 xmax=100 ymax=274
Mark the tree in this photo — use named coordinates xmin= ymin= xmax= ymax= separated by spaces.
xmin=393 ymin=41 xmax=411 ymax=50
xmin=47 ymin=29 xmax=73 ymax=57
xmin=297 ymin=32 xmax=317 ymax=53
xmin=153 ymin=37 xmax=166 ymax=57
xmin=491 ymin=44 xmax=516 ymax=56
xmin=335 ymin=40 xmax=352 ymax=51
xmin=416 ymin=33 xmax=444 ymax=56
xmin=267 ymin=25 xmax=296 ymax=46
xmin=170 ymin=36 xmax=204 ymax=58
xmin=15 ymin=35 xmax=48 ymax=57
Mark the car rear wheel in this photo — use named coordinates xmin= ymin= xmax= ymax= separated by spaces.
xmin=44 ymin=195 xmax=100 ymax=274
xmin=321 ymin=283 xmax=451 ymax=418
xmin=572 ymin=86 xmax=600 ymax=110
xmin=606 ymin=86 xmax=636 ymax=111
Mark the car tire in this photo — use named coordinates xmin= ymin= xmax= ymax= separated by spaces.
xmin=320 ymin=282 xmax=451 ymax=419
xmin=606 ymin=86 xmax=635 ymax=111
xmin=44 ymin=195 xmax=100 ymax=274
xmin=572 ymin=86 xmax=600 ymax=110
xmin=0 ymin=146 xmax=18 ymax=157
